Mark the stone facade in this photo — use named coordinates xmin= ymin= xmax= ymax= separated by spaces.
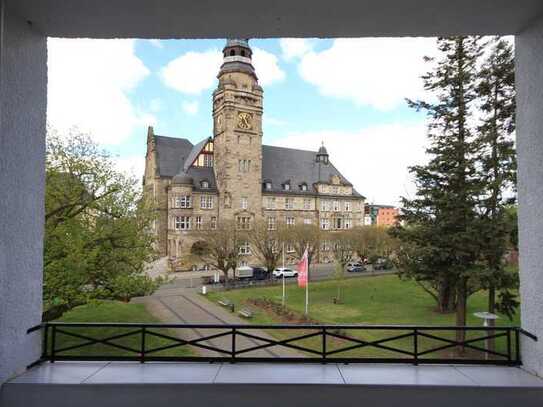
xmin=143 ymin=39 xmax=366 ymax=268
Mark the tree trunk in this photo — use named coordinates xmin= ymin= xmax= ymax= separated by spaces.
xmin=487 ymin=282 xmax=496 ymax=353
xmin=438 ymin=280 xmax=456 ymax=313
xmin=455 ymin=279 xmax=467 ymax=354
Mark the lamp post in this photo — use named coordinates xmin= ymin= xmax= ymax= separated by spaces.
xmin=473 ymin=311 xmax=499 ymax=360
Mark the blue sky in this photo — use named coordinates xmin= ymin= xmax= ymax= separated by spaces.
xmin=47 ymin=37 xmax=437 ymax=204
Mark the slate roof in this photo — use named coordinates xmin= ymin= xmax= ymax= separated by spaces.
xmin=154 ymin=135 xmax=363 ymax=198
xmin=262 ymin=145 xmax=363 ymax=197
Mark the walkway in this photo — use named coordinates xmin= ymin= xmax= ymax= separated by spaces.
xmin=133 ymin=286 xmax=302 ymax=359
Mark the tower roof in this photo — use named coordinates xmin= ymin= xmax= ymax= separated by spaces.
xmin=218 ymin=38 xmax=257 ymax=80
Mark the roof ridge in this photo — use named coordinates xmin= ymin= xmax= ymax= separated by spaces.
xmin=155 ymin=134 xmax=193 ymax=144
xmin=262 ymin=144 xmax=317 ymax=154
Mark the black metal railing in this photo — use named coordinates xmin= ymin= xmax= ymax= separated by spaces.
xmin=27 ymin=322 xmax=537 ymax=367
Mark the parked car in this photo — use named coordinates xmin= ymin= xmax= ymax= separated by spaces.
xmin=373 ymin=257 xmax=393 ymax=270
xmin=272 ymin=267 xmax=298 ymax=278
xmin=346 ymin=262 xmax=366 ymax=272
xmin=251 ymin=267 xmax=270 ymax=280
xmin=234 ymin=266 xmax=270 ymax=280
xmin=235 ymin=266 xmax=254 ymax=279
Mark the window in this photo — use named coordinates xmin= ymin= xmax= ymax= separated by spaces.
xmin=201 ymin=180 xmax=209 ymax=189
xmin=175 ymin=196 xmax=191 ymax=208
xmin=265 ymin=182 xmax=272 ymax=190
xmin=200 ymin=195 xmax=213 ymax=209
xmin=239 ymin=241 xmax=251 ymax=255
xmin=286 ymin=216 xmax=295 ymax=227
xmin=344 ymin=218 xmax=352 ymax=229
xmin=285 ymin=198 xmax=294 ymax=210
xmin=283 ymin=183 xmax=290 ymax=191
xmin=237 ymin=216 xmax=251 ymax=230
xmin=266 ymin=196 xmax=276 ymax=209
xmin=286 ymin=243 xmax=295 ymax=253
xmin=174 ymin=216 xmax=191 ymax=230
xmin=333 ymin=200 xmax=340 ymax=212
xmin=238 ymin=159 xmax=251 ymax=173
xmin=303 ymin=199 xmax=311 ymax=210
xmin=304 ymin=218 xmax=312 ymax=225
xmin=241 ymin=196 xmax=248 ymax=209
xmin=344 ymin=201 xmax=351 ymax=211
xmin=268 ymin=216 xmax=276 ymax=230
xmin=321 ymin=241 xmax=330 ymax=252
xmin=195 ymin=153 xmax=214 ymax=168
xmin=332 ymin=186 xmax=339 ymax=194
xmin=320 ymin=218 xmax=330 ymax=230
xmin=195 ymin=216 xmax=202 ymax=230
xmin=210 ymin=216 xmax=217 ymax=229
xmin=335 ymin=218 xmax=343 ymax=229
xmin=300 ymin=183 xmax=308 ymax=191
xmin=321 ymin=200 xmax=328 ymax=211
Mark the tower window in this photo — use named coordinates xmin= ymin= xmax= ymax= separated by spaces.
xmin=230 ymin=49 xmax=235 ymax=56
xmin=241 ymin=50 xmax=246 ymax=57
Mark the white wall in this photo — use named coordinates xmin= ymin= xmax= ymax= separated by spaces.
xmin=0 ymin=4 xmax=47 ymax=383
xmin=516 ymin=17 xmax=543 ymax=377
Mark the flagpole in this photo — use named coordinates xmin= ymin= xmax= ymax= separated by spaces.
xmin=305 ymin=262 xmax=309 ymax=316
xmin=282 ymin=242 xmax=286 ymax=307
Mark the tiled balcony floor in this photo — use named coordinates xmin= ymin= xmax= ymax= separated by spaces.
xmin=7 ymin=361 xmax=543 ymax=387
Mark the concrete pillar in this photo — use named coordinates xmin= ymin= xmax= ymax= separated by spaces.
xmin=516 ymin=17 xmax=543 ymax=377
xmin=0 ymin=4 xmax=47 ymax=383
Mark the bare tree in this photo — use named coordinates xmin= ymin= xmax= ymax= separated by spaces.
xmin=198 ymin=219 xmax=245 ymax=285
xmin=330 ymin=231 xmax=355 ymax=303
xmin=247 ymin=220 xmax=284 ymax=276
xmin=284 ymin=223 xmax=321 ymax=266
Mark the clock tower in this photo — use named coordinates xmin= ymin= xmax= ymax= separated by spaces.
xmin=212 ymin=39 xmax=263 ymax=225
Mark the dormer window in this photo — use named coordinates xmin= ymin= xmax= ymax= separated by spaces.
xmin=300 ymin=183 xmax=308 ymax=191
xmin=201 ymin=180 xmax=209 ymax=189
xmin=283 ymin=183 xmax=290 ymax=191
xmin=265 ymin=182 xmax=272 ymax=190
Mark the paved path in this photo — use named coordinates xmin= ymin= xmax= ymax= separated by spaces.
xmin=133 ymin=286 xmax=302 ymax=359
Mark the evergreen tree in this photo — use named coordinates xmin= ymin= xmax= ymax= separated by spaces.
xmin=475 ymin=37 xmax=518 ymax=324
xmin=392 ymin=37 xmax=484 ymax=344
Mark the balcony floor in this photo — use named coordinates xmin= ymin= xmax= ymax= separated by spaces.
xmin=2 ymin=362 xmax=543 ymax=407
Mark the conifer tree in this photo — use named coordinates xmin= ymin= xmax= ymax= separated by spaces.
xmin=393 ymin=37 xmax=484 ymax=343
xmin=475 ymin=37 xmax=518 ymax=324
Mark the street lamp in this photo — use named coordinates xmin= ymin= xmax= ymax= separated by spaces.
xmin=473 ymin=311 xmax=499 ymax=360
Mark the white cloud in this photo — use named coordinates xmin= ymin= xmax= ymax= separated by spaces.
xmin=297 ymin=38 xmax=437 ymax=110
xmin=252 ymin=47 xmax=286 ymax=86
xmin=115 ymin=154 xmax=146 ymax=182
xmin=161 ymin=46 xmax=285 ymax=94
xmin=182 ymin=100 xmax=199 ymax=115
xmin=161 ymin=49 xmax=222 ymax=95
xmin=47 ymin=38 xmax=153 ymax=145
xmin=279 ymin=38 xmax=315 ymax=60
xmin=268 ymin=123 xmax=429 ymax=206
xmin=148 ymin=39 xmax=164 ymax=49
xmin=149 ymin=98 xmax=163 ymax=112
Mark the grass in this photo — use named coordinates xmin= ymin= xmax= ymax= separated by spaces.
xmin=206 ymin=274 xmax=520 ymax=360
xmin=51 ymin=300 xmax=193 ymax=358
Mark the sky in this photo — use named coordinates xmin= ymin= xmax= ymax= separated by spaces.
xmin=46 ymin=37 xmax=439 ymax=205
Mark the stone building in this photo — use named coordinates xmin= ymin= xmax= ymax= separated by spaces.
xmin=143 ymin=39 xmax=366 ymax=267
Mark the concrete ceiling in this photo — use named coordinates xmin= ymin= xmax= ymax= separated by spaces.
xmin=7 ymin=0 xmax=543 ymax=38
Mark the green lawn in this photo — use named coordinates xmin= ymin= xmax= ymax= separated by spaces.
xmin=207 ymin=275 xmax=520 ymax=360
xmin=51 ymin=300 xmax=193 ymax=358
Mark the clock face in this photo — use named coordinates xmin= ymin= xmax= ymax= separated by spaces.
xmin=237 ymin=112 xmax=252 ymax=130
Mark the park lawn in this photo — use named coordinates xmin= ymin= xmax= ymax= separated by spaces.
xmin=52 ymin=300 xmax=193 ymax=358
xmin=206 ymin=274 xmax=520 ymax=360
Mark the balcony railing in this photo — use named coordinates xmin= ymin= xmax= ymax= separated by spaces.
xmin=27 ymin=322 xmax=537 ymax=367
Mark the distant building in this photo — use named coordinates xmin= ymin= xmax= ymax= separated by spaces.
xmin=365 ymin=204 xmax=399 ymax=226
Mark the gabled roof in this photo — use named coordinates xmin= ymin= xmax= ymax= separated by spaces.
xmin=183 ymin=137 xmax=211 ymax=172
xmin=154 ymin=135 xmax=217 ymax=191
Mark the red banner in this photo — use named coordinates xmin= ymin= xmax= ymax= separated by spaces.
xmin=297 ymin=248 xmax=308 ymax=288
